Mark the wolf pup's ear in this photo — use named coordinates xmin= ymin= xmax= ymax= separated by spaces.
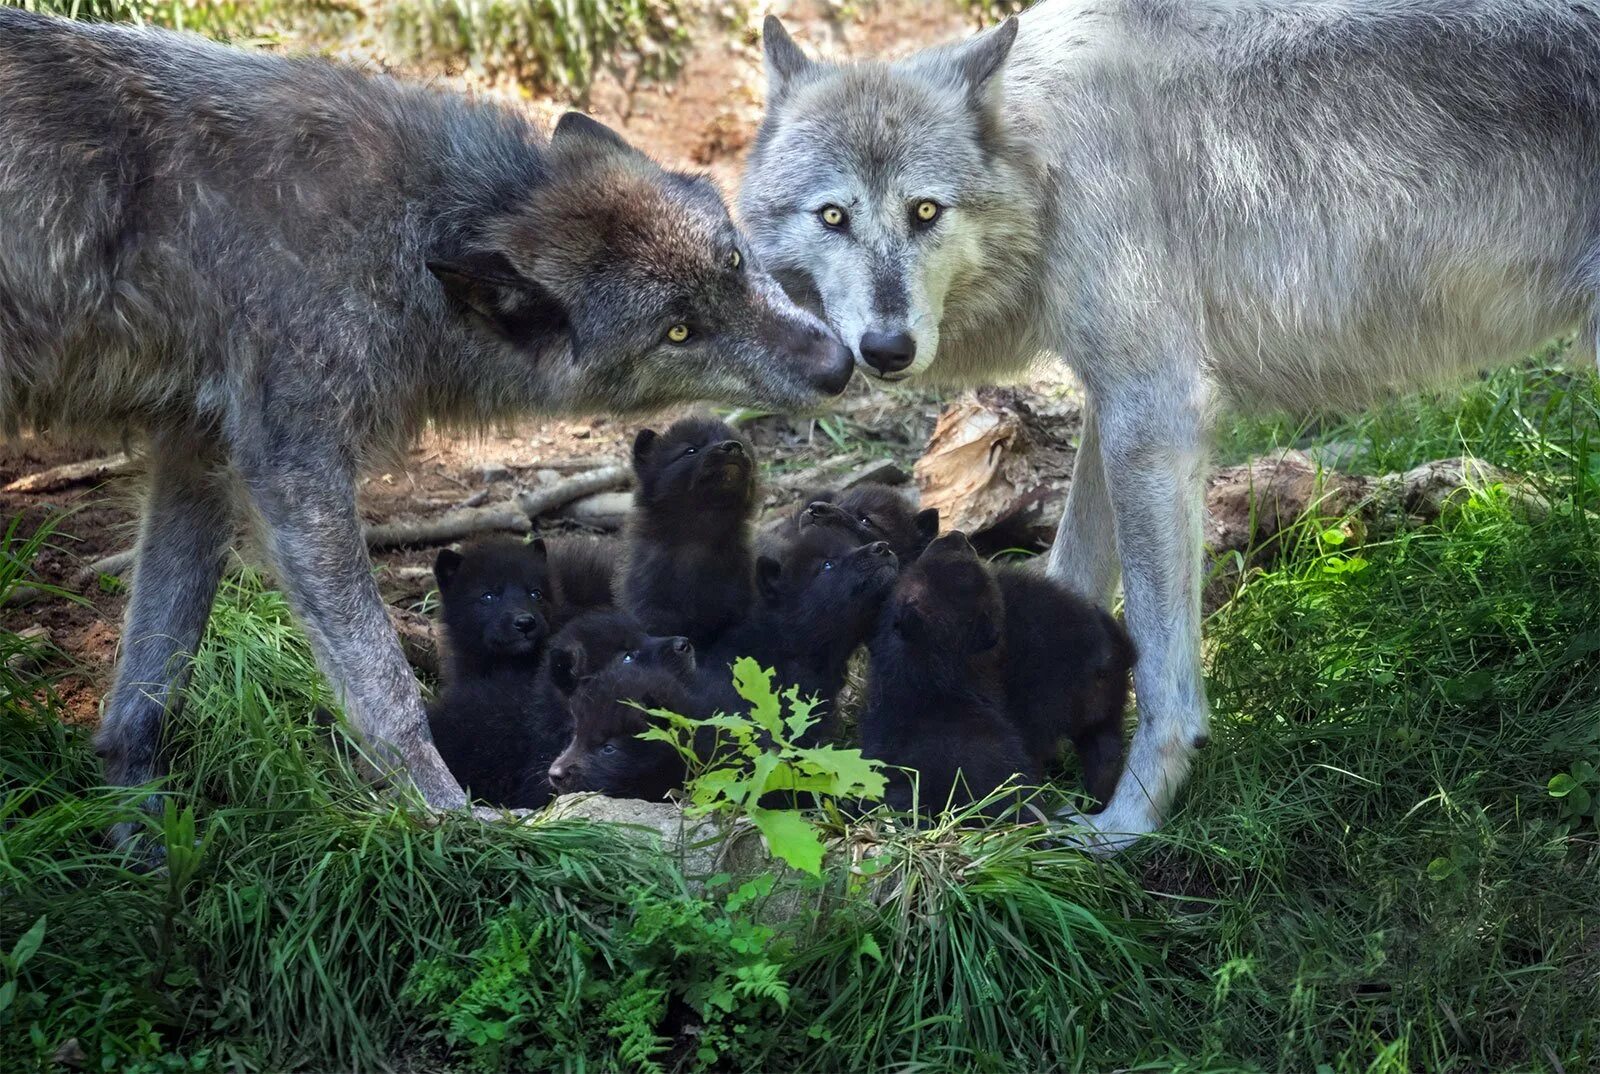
xmin=428 ymin=250 xmax=570 ymax=346
xmin=756 ymin=556 xmax=785 ymax=606
xmin=762 ymin=16 xmax=818 ymax=106
xmin=632 ymin=429 xmax=659 ymax=469
xmin=552 ymin=112 xmax=642 ymax=159
xmin=434 ymin=548 xmax=465 ymax=589
xmin=914 ymin=507 xmax=940 ymax=543
xmin=968 ymin=615 xmax=1002 ymax=654
xmin=549 ymin=647 xmax=583 ymax=695
xmin=950 ymin=16 xmax=1019 ymax=112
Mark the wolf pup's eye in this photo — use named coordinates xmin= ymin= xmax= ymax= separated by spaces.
xmin=530 ymin=589 xmax=543 ymax=601
xmin=601 ymin=743 xmax=619 ymax=755
xmin=819 ymin=205 xmax=847 ymax=228
xmin=913 ymin=200 xmax=941 ymax=227
xmin=480 ymin=592 xmax=497 ymax=603
xmin=622 ymin=650 xmax=638 ymax=663
xmin=822 ymin=560 xmax=835 ymax=571
xmin=728 ymin=249 xmax=741 ymax=270
xmin=666 ymin=323 xmax=691 ymax=344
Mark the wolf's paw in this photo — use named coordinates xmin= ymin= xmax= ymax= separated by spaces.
xmin=1052 ymin=800 xmax=1156 ymax=857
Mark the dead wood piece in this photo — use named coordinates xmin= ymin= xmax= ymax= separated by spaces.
xmin=559 ymin=490 xmax=633 ymax=531
xmin=914 ymin=396 xmax=1034 ymax=536
xmin=513 ymin=464 xmax=630 ymax=519
xmin=3 ymin=453 xmax=130 ymax=494
xmin=6 ymin=624 xmax=52 ymax=673
xmin=389 ymin=606 xmax=439 ymax=678
xmin=365 ymin=465 xmax=632 ymax=550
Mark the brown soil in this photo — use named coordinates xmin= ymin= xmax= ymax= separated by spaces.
xmin=0 ymin=0 xmax=1075 ymax=726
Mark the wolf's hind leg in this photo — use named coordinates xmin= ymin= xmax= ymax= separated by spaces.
xmin=1047 ymin=402 xmax=1120 ymax=606
xmin=96 ymin=435 xmax=233 ymax=844
xmin=232 ymin=440 xmax=467 ymax=812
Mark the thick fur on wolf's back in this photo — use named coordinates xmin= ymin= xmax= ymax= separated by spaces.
xmin=740 ymin=0 xmax=1600 ymax=851
xmin=0 ymin=8 xmax=854 ymax=837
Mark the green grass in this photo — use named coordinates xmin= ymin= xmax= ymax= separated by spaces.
xmin=8 ymin=0 xmax=686 ymax=93
xmin=4 ymin=357 xmax=1600 ymax=1070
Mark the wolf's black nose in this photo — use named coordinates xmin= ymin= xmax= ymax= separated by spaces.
xmin=670 ymin=637 xmax=692 ymax=654
xmin=513 ymin=613 xmax=538 ymax=634
xmin=716 ymin=439 xmax=744 ymax=455
xmin=860 ymin=331 xmax=916 ymax=375
xmin=808 ymin=336 xmax=855 ymax=395
xmin=866 ymin=541 xmax=892 ymax=557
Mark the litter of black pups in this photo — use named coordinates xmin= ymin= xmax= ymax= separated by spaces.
xmin=423 ymin=415 xmax=1135 ymax=822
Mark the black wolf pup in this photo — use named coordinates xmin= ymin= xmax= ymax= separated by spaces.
xmin=994 ymin=565 xmax=1135 ymax=808
xmin=799 ymin=484 xmax=939 ymax=564
xmin=861 ymin=532 xmax=1035 ymax=817
xmin=426 ymin=539 xmax=560 ymax=808
xmin=697 ymin=527 xmax=897 ymax=741
xmin=509 ymin=607 xmax=695 ymax=805
xmin=622 ymin=417 xmax=760 ymax=649
xmin=0 ymin=9 xmax=853 ymax=829
xmin=545 ymin=661 xmax=708 ymax=801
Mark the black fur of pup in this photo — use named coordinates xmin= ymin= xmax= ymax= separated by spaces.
xmin=994 ymin=565 xmax=1135 ymax=807
xmin=622 ymin=416 xmax=759 ymax=649
xmin=696 ymin=527 xmax=897 ymax=743
xmin=860 ymin=531 xmax=1036 ymax=818
xmin=545 ymin=535 xmax=621 ymax=628
xmin=508 ymin=607 xmax=695 ymax=805
xmin=798 ymin=483 xmax=939 ymax=564
xmin=425 ymin=538 xmax=559 ymax=807
xmin=545 ymin=661 xmax=709 ymax=801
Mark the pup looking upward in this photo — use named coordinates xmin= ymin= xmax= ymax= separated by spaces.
xmin=623 ymin=416 xmax=760 ymax=649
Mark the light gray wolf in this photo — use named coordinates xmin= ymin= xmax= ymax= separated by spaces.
xmin=738 ymin=0 xmax=1600 ymax=851
xmin=0 ymin=8 xmax=853 ymax=840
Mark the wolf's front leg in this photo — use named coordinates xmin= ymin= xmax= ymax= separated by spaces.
xmin=1065 ymin=370 xmax=1210 ymax=854
xmin=97 ymin=433 xmax=233 ymax=846
xmin=232 ymin=443 xmax=467 ymax=812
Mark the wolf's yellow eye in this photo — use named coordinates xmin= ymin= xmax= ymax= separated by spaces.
xmin=666 ymin=323 xmax=691 ymax=344
xmin=914 ymin=200 xmax=941 ymax=224
xmin=729 ymin=249 xmax=741 ymax=269
xmin=819 ymin=205 xmax=846 ymax=228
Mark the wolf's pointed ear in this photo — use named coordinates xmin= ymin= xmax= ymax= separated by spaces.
xmin=632 ymin=429 xmax=659 ymax=468
xmin=762 ymin=16 xmax=817 ymax=106
xmin=952 ymin=16 xmax=1018 ymax=112
xmin=428 ymin=250 xmax=571 ymax=347
xmin=552 ymin=112 xmax=643 ymax=159
xmin=434 ymin=548 xmax=464 ymax=589
xmin=914 ymin=507 xmax=940 ymax=543
xmin=756 ymin=556 xmax=785 ymax=606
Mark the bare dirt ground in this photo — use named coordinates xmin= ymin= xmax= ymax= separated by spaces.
xmin=0 ymin=0 xmax=1085 ymax=725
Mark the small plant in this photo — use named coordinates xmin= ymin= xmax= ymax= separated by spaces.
xmin=404 ymin=874 xmax=793 ymax=1073
xmin=1549 ymin=758 xmax=1600 ymax=832
xmin=638 ymin=657 xmax=886 ymax=875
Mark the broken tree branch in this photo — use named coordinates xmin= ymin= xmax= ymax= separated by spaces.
xmin=364 ymin=465 xmax=631 ymax=550
xmin=3 ymin=453 xmax=130 ymax=494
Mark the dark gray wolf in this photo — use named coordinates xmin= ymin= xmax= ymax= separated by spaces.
xmin=0 ymin=9 xmax=852 ymax=835
xmin=739 ymin=0 xmax=1600 ymax=850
